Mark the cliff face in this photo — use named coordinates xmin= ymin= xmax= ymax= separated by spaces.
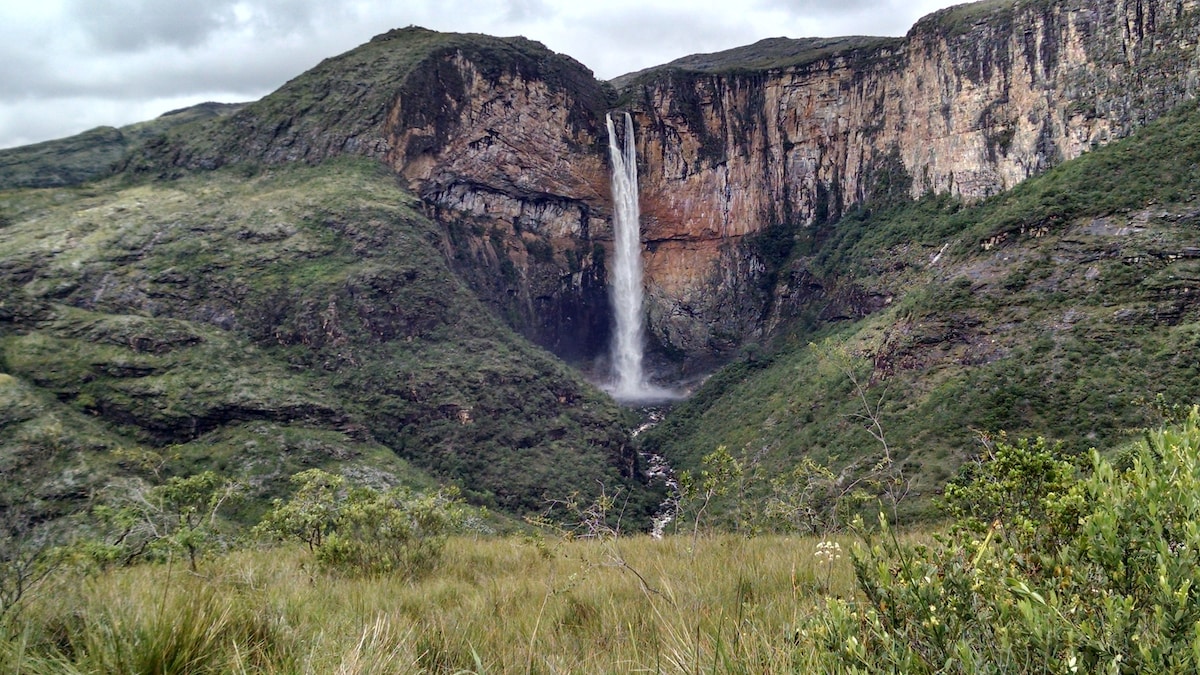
xmin=135 ymin=3 xmax=1200 ymax=365
xmin=379 ymin=36 xmax=618 ymax=360
xmin=134 ymin=27 xmax=620 ymax=360
xmin=627 ymin=0 xmax=1200 ymax=355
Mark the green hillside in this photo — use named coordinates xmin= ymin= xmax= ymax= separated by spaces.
xmin=125 ymin=26 xmax=610 ymax=175
xmin=642 ymin=100 xmax=1200 ymax=520
xmin=0 ymin=103 xmax=243 ymax=190
xmin=0 ymin=159 xmax=652 ymax=524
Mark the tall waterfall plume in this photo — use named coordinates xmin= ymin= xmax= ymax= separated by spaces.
xmin=605 ymin=112 xmax=677 ymax=403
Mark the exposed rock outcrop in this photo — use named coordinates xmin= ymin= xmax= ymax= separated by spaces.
xmin=131 ymin=2 xmax=1200 ymax=365
xmin=625 ymin=0 xmax=1200 ymax=354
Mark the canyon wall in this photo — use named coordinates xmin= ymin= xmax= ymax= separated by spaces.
xmin=135 ymin=27 xmax=621 ymax=359
xmin=626 ymin=0 xmax=1200 ymax=355
xmin=138 ymin=2 xmax=1200 ymax=365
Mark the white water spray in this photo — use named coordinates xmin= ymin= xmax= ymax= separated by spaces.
xmin=605 ymin=112 xmax=678 ymax=403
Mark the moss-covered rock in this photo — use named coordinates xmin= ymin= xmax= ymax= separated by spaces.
xmin=0 ymin=160 xmax=652 ymax=525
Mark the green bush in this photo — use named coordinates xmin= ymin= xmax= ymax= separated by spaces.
xmin=939 ymin=435 xmax=1083 ymax=557
xmin=257 ymin=469 xmax=465 ymax=577
xmin=805 ymin=408 xmax=1200 ymax=673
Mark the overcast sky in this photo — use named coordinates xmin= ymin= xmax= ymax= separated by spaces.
xmin=0 ymin=0 xmax=965 ymax=149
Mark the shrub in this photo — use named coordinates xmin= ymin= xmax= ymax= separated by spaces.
xmin=258 ymin=469 xmax=465 ymax=577
xmin=253 ymin=469 xmax=343 ymax=552
xmin=939 ymin=434 xmax=1083 ymax=556
xmin=316 ymin=487 xmax=465 ymax=577
xmin=805 ymin=407 xmax=1200 ymax=673
xmin=0 ymin=507 xmax=65 ymax=624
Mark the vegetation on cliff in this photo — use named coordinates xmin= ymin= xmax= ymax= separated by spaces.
xmin=610 ymin=35 xmax=900 ymax=90
xmin=0 ymin=158 xmax=653 ymax=527
xmin=644 ymin=99 xmax=1200 ymax=521
xmin=0 ymin=103 xmax=243 ymax=190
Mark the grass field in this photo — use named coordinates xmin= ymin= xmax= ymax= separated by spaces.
xmin=2 ymin=532 xmax=866 ymax=674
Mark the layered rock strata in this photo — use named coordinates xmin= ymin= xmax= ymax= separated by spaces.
xmin=140 ymin=1 xmax=1200 ymax=362
xmin=625 ymin=0 xmax=1200 ymax=354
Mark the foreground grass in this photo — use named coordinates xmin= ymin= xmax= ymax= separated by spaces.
xmin=2 ymin=533 xmax=864 ymax=674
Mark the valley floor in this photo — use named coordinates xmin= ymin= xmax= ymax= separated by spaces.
xmin=2 ymin=533 xmax=861 ymax=674
xmin=7 ymin=411 xmax=1200 ymax=674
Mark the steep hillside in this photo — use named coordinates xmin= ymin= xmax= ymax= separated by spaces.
xmin=642 ymin=99 xmax=1200 ymax=520
xmin=622 ymin=0 xmax=1200 ymax=356
xmin=0 ymin=103 xmax=244 ymax=190
xmin=122 ymin=27 xmax=620 ymax=362
xmin=0 ymin=160 xmax=652 ymax=523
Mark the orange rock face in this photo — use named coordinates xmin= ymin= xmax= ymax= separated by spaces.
xmin=623 ymin=0 xmax=1199 ymax=353
xmin=387 ymin=51 xmax=613 ymax=240
xmin=197 ymin=4 xmax=1197 ymax=361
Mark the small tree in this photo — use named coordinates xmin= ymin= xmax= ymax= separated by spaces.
xmin=255 ymin=468 xmax=344 ymax=552
xmin=811 ymin=338 xmax=912 ymax=519
xmin=96 ymin=471 xmax=241 ymax=572
xmin=676 ymin=445 xmax=742 ymax=547
xmin=0 ymin=505 xmax=65 ymax=624
xmin=762 ymin=457 xmax=842 ymax=536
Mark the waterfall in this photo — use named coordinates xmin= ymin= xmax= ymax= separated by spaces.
xmin=605 ymin=112 xmax=677 ymax=404
xmin=606 ymin=112 xmax=646 ymax=399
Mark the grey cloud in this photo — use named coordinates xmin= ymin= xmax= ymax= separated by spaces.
xmin=750 ymin=0 xmax=941 ymax=36
xmin=0 ymin=41 xmax=307 ymax=103
xmin=504 ymin=0 xmax=552 ymax=23
xmin=591 ymin=8 xmax=761 ymax=59
xmin=65 ymin=0 xmax=339 ymax=53
xmin=232 ymin=0 xmax=336 ymax=37
xmin=754 ymin=0 xmax=881 ymax=14
xmin=0 ymin=49 xmax=53 ymax=99
xmin=67 ymin=0 xmax=240 ymax=52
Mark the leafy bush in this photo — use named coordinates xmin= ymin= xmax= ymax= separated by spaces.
xmin=257 ymin=469 xmax=465 ymax=577
xmin=939 ymin=435 xmax=1083 ymax=556
xmin=253 ymin=469 xmax=343 ymax=552
xmin=804 ymin=408 xmax=1200 ymax=673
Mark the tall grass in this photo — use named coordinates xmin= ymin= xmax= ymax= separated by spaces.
xmin=1 ymin=533 xmax=865 ymax=673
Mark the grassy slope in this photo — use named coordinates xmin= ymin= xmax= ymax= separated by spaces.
xmin=0 ymin=159 xmax=650 ymax=522
xmin=643 ymin=100 xmax=1200 ymax=519
xmin=0 ymin=103 xmax=243 ymax=190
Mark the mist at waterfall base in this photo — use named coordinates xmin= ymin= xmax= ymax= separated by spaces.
xmin=602 ymin=112 xmax=682 ymax=405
